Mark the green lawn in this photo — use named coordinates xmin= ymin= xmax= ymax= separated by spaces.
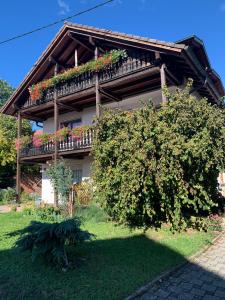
xmin=0 ymin=212 xmax=215 ymax=300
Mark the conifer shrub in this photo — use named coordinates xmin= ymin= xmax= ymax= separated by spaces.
xmin=14 ymin=218 xmax=94 ymax=268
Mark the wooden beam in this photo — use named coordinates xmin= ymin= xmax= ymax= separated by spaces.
xmin=165 ymin=68 xmax=180 ymax=86
xmin=99 ymin=87 xmax=121 ymax=102
xmin=20 ymin=113 xmax=44 ymax=122
xmin=88 ymin=36 xmax=105 ymax=53
xmin=68 ymin=32 xmax=94 ymax=53
xmin=49 ymin=56 xmax=65 ymax=71
xmin=16 ymin=111 xmax=22 ymax=203
xmin=57 ymin=102 xmax=80 ymax=111
xmin=95 ymin=46 xmax=101 ymax=118
xmin=53 ymin=63 xmax=59 ymax=207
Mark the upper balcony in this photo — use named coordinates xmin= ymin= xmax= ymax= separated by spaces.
xmin=21 ymin=51 xmax=158 ymax=116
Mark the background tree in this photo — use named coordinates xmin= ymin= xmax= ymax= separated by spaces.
xmin=0 ymin=79 xmax=14 ymax=106
xmin=0 ymin=79 xmax=32 ymax=188
xmin=93 ymin=83 xmax=225 ymax=231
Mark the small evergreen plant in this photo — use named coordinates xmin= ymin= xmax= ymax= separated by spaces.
xmin=14 ymin=218 xmax=94 ymax=268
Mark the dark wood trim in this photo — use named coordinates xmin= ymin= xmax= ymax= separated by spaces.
xmin=20 ymin=147 xmax=91 ymax=163
xmin=16 ymin=112 xmax=21 ymax=203
xmin=57 ymin=102 xmax=79 ymax=111
xmin=68 ymin=31 xmax=94 ymax=53
xmin=49 ymin=56 xmax=65 ymax=70
xmin=183 ymin=47 xmax=219 ymax=103
xmin=95 ymin=46 xmax=101 ymax=117
xmin=99 ymin=87 xmax=121 ymax=102
xmin=165 ymin=68 xmax=181 ymax=86
xmin=53 ymin=63 xmax=59 ymax=206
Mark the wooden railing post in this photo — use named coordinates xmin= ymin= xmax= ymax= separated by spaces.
xmin=95 ymin=46 xmax=101 ymax=118
xmin=16 ymin=111 xmax=22 ymax=203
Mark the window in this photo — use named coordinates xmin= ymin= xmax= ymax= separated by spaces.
xmin=61 ymin=118 xmax=82 ymax=129
xmin=73 ymin=169 xmax=82 ymax=184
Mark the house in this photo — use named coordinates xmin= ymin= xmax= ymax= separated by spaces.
xmin=1 ymin=23 xmax=224 ymax=204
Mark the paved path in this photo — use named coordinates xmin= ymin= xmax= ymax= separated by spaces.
xmin=0 ymin=205 xmax=11 ymax=213
xmin=137 ymin=233 xmax=225 ymax=300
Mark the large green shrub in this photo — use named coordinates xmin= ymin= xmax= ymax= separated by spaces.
xmin=14 ymin=218 xmax=94 ymax=268
xmin=93 ymin=84 xmax=225 ymax=230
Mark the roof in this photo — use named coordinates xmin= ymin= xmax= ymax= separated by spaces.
xmin=1 ymin=23 xmax=224 ymax=115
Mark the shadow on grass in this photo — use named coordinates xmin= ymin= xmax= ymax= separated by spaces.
xmin=0 ymin=232 xmax=224 ymax=299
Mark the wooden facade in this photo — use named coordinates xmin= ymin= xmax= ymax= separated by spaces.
xmin=1 ymin=23 xmax=224 ymax=203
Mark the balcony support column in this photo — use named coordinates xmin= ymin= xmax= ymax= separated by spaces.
xmin=155 ymin=52 xmax=167 ymax=103
xmin=16 ymin=111 xmax=22 ymax=203
xmin=95 ymin=46 xmax=101 ymax=118
xmin=53 ymin=63 xmax=59 ymax=207
xmin=75 ymin=49 xmax=78 ymax=67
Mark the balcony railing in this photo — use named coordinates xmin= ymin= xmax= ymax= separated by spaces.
xmin=23 ymin=53 xmax=154 ymax=108
xmin=20 ymin=129 xmax=93 ymax=159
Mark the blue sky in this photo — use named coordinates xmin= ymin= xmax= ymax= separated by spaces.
xmin=0 ymin=0 xmax=225 ymax=88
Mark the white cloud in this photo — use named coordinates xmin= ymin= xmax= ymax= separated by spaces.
xmin=57 ymin=0 xmax=70 ymax=15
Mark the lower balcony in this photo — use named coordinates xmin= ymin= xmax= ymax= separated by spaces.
xmin=20 ymin=129 xmax=93 ymax=162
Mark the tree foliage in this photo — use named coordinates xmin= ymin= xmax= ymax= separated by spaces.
xmin=0 ymin=79 xmax=14 ymax=106
xmin=13 ymin=218 xmax=94 ymax=268
xmin=47 ymin=159 xmax=73 ymax=204
xmin=0 ymin=114 xmax=31 ymax=166
xmin=0 ymin=80 xmax=32 ymax=186
xmin=93 ymin=84 xmax=225 ymax=230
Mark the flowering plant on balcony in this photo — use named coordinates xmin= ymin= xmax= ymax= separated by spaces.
xmin=32 ymin=131 xmax=50 ymax=147
xmin=54 ymin=127 xmax=70 ymax=141
xmin=71 ymin=125 xmax=91 ymax=140
xmin=28 ymin=49 xmax=127 ymax=101
xmin=15 ymin=136 xmax=31 ymax=150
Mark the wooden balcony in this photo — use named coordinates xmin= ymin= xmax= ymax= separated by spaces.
xmin=20 ymin=129 xmax=93 ymax=162
xmin=23 ymin=53 xmax=154 ymax=109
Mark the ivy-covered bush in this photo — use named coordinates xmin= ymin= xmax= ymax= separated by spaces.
xmin=93 ymin=83 xmax=225 ymax=230
xmin=14 ymin=218 xmax=94 ymax=268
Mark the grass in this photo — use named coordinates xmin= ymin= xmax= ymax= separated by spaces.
xmin=0 ymin=210 xmax=216 ymax=300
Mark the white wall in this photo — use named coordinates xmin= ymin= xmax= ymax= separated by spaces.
xmin=43 ymin=88 xmax=170 ymax=132
xmin=41 ymin=156 xmax=93 ymax=204
xmin=43 ymin=106 xmax=96 ymax=133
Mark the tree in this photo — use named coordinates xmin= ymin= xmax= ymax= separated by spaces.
xmin=0 ymin=80 xmax=32 ymax=187
xmin=93 ymin=83 xmax=225 ymax=231
xmin=47 ymin=159 xmax=74 ymax=212
xmin=0 ymin=79 xmax=14 ymax=107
